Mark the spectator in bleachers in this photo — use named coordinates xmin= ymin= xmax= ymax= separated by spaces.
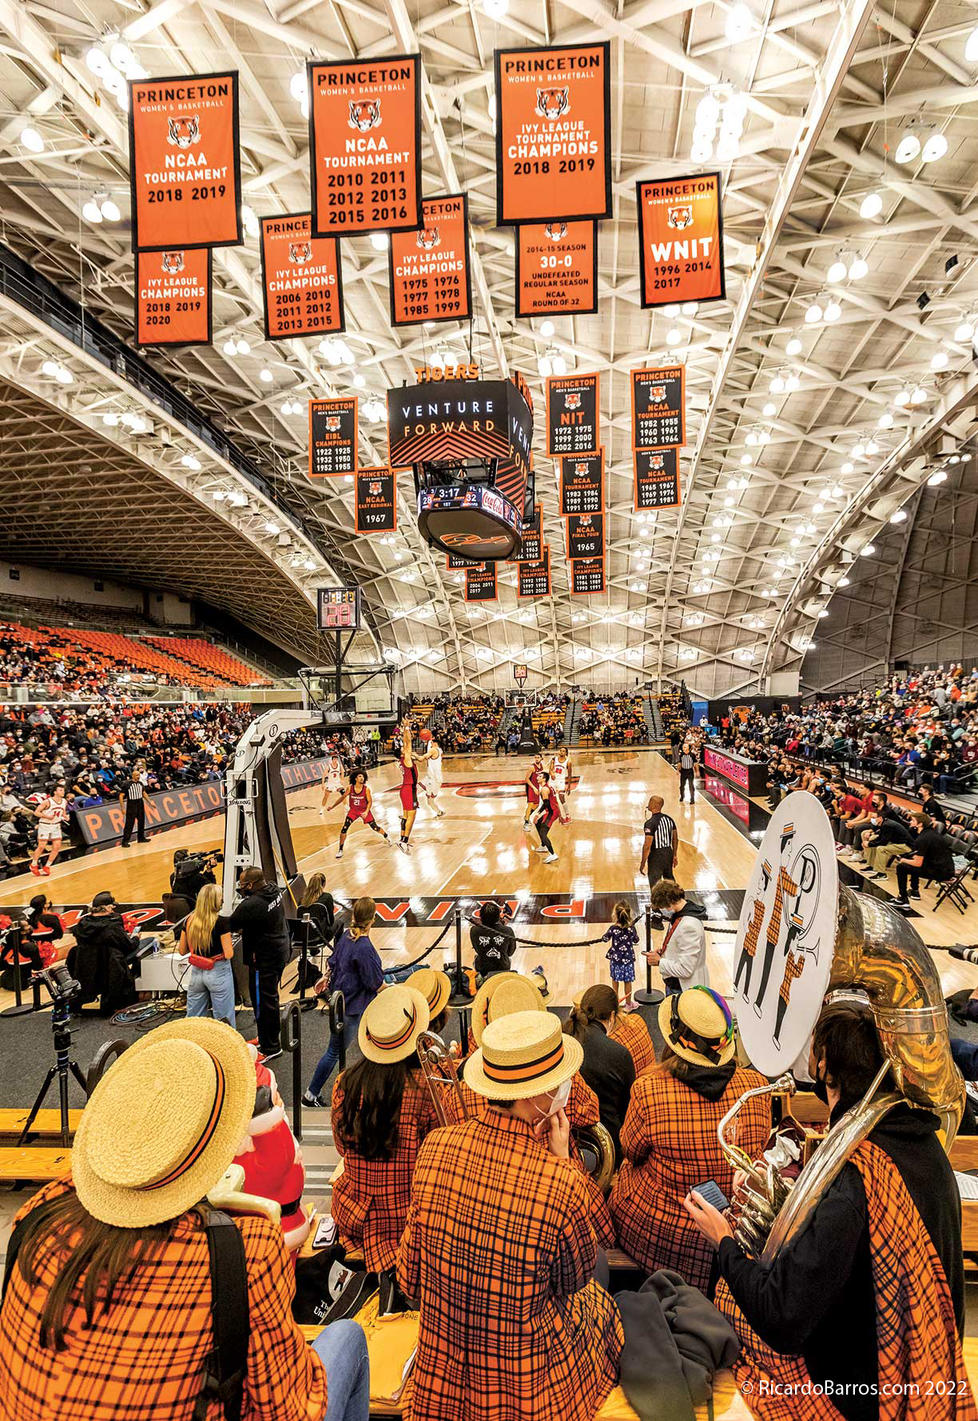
xmin=563 ymin=985 xmax=635 ymax=1164
xmin=228 ymin=868 xmax=291 ymax=1062
xmin=646 ymin=880 xmax=709 ymax=993
xmin=303 ymin=897 xmax=384 ymax=1107
xmin=177 ymin=883 xmax=236 ymax=1029
xmin=66 ymin=891 xmax=138 ymax=1016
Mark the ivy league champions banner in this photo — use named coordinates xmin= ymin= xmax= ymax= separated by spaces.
xmin=515 ymin=220 xmax=598 ymax=318
xmin=559 ymin=451 xmax=603 ymax=515
xmin=355 ymin=468 xmax=397 ymax=532
xmin=389 ymin=194 xmax=472 ymax=326
xmin=546 ymin=373 xmax=599 ymax=456
xmin=259 ymin=214 xmax=344 ymax=340
xmin=570 ymin=555 xmax=605 ymax=595
xmin=634 ymin=447 xmax=681 ymax=510
xmin=632 ymin=367 xmax=686 ymax=449
xmin=518 ymin=547 xmax=551 ymax=598
xmin=514 ymin=506 xmax=543 ymax=563
xmin=465 ymin=563 xmax=498 ymax=601
xmin=128 ymin=71 xmax=242 ymax=252
xmin=494 ymin=43 xmax=611 ymax=225
xmin=135 ymin=248 xmax=211 ymax=347
xmin=309 ymin=398 xmax=358 ymax=478
xmin=308 ymin=56 xmax=422 ymax=237
xmin=637 ymin=172 xmax=725 ymax=309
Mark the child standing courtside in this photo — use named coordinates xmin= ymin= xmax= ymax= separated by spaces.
xmin=602 ymin=901 xmax=639 ymax=1011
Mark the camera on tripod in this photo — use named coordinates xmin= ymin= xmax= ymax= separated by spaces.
xmin=33 ymin=962 xmax=80 ymax=1005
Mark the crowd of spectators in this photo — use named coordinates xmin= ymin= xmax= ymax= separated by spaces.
xmin=578 ymin=692 xmax=649 ymax=747
xmin=434 ymin=693 xmax=504 ymax=752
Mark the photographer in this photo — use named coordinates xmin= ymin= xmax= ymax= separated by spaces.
xmin=169 ymin=847 xmax=218 ymax=906
xmin=66 ymin=892 xmax=138 ymax=1016
xmin=229 ymin=867 xmax=291 ymax=1062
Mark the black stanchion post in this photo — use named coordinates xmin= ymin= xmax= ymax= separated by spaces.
xmin=328 ymin=990 xmax=347 ymax=1072
xmin=449 ymin=907 xmax=469 ymax=1006
xmin=282 ymin=1003 xmax=302 ymax=1141
xmin=635 ymin=905 xmax=661 ymax=1006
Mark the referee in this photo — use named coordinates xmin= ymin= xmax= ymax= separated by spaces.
xmin=119 ymin=762 xmax=149 ymax=847
xmin=678 ymin=741 xmax=697 ymax=804
xmin=640 ymin=794 xmax=678 ymax=889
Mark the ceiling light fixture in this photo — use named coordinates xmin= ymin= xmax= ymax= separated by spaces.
xmin=859 ymin=189 xmax=884 ymax=220
xmin=99 ymin=194 xmax=121 ymax=221
xmin=20 ymin=125 xmax=44 ymax=153
xmin=955 ymin=317 xmax=975 ymax=343
xmin=890 ymin=508 xmax=908 ymax=523
xmin=824 ymin=297 xmax=841 ymax=322
xmin=763 ymin=400 xmax=777 ymax=416
xmin=966 ymin=24 xmax=978 ymax=61
xmin=539 ymin=319 xmax=555 ymax=338
xmin=785 ymin=336 xmax=803 ymax=356
xmin=894 ymin=387 xmax=912 ymax=407
xmin=878 ymin=411 xmax=894 ymax=429
xmin=921 ymin=130 xmax=948 ymax=163
xmin=827 ymin=253 xmax=847 ymax=284
xmin=483 ymin=0 xmax=509 ymax=18
xmin=927 ymin=469 xmax=948 ymax=486
xmin=805 ymin=299 xmax=823 ymax=324
xmin=82 ymin=197 xmax=103 ymax=224
xmin=861 ymin=543 xmax=876 ymax=556
xmin=909 ymin=384 xmax=927 ymax=404
xmin=369 ymin=232 xmax=389 ymax=251
xmin=894 ymin=127 xmax=921 ymax=165
xmin=930 ymin=348 xmax=949 ymax=371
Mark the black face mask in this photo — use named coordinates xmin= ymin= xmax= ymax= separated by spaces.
xmin=811 ymin=1070 xmax=829 ymax=1104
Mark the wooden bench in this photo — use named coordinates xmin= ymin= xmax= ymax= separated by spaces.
xmin=0 ymin=1146 xmax=72 ymax=1183
xmin=0 ymin=1108 xmax=83 ymax=1143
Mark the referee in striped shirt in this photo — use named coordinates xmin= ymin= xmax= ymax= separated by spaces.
xmin=678 ymin=742 xmax=697 ymax=804
xmin=640 ymin=794 xmax=678 ymax=889
xmin=119 ymin=762 xmax=149 ymax=846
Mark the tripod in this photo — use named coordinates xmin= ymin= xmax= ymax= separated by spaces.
xmin=18 ymin=988 xmax=88 ymax=1149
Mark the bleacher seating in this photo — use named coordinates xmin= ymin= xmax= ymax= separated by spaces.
xmin=145 ymin=637 xmax=270 ymax=687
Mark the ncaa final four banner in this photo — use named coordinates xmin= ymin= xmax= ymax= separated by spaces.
xmin=134 ymin=248 xmax=211 ymax=347
xmin=515 ymin=220 xmax=598 ymax=318
xmin=570 ymin=555 xmax=605 ymax=595
xmin=309 ymin=398 xmax=358 ymax=478
xmin=636 ymin=172 xmax=725 ymax=309
xmin=565 ymin=512 xmax=604 ymax=561
xmin=308 ymin=56 xmax=422 ymax=238
xmin=632 ymin=367 xmax=685 ymax=449
xmin=494 ymin=43 xmax=611 ymax=226
xmin=517 ymin=547 xmax=551 ymax=598
xmin=465 ymin=563 xmax=498 ymax=601
xmin=389 ymin=194 xmax=472 ymax=327
xmin=546 ymin=372 xmax=599 ymax=456
xmin=355 ymin=468 xmax=397 ymax=532
xmin=128 ymin=72 xmax=242 ymax=252
xmin=559 ymin=451 xmax=603 ymax=515
xmin=634 ymin=447 xmax=681 ymax=511
xmin=259 ymin=214 xmax=344 ymax=341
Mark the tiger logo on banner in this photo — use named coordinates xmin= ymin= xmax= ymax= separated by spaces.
xmin=535 ymin=87 xmax=569 ymax=119
xmin=135 ymin=246 xmax=211 ymax=347
xmin=260 ymin=213 xmax=344 ymax=341
xmin=161 ymin=251 xmax=184 ymax=273
xmin=545 ymin=222 xmax=567 ymax=241
xmin=667 ymin=204 xmax=694 ymax=230
xmin=636 ymin=171 xmax=726 ymax=309
xmin=348 ymin=99 xmax=382 ymax=131
xmin=515 ymin=220 xmax=598 ymax=318
xmin=167 ymin=115 xmax=200 ymax=147
xmin=416 ymin=227 xmax=440 ymax=250
xmin=388 ymin=193 xmax=472 ymax=327
xmin=288 ymin=242 xmax=312 ymax=264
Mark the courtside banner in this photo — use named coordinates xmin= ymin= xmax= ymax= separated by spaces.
xmin=135 ymin=248 xmax=211 ymax=347
xmin=465 ymin=562 xmax=498 ymax=601
xmin=632 ymin=366 xmax=685 ymax=449
xmin=259 ymin=213 xmax=344 ymax=341
xmin=570 ymin=555 xmax=605 ymax=595
xmin=309 ymin=398 xmax=358 ymax=478
xmin=128 ymin=71 xmax=242 ymax=252
xmin=566 ymin=511 xmax=604 ymax=561
xmin=355 ymin=467 xmax=396 ymax=532
xmin=515 ymin=220 xmax=598 ymax=318
xmin=518 ymin=547 xmax=551 ymax=598
xmin=389 ymin=193 xmax=472 ymax=327
xmin=559 ymin=450 xmax=603 ymax=515
xmin=308 ymin=55 xmax=422 ymax=238
xmin=546 ymin=372 xmax=599 ymax=456
xmin=634 ymin=447 xmax=681 ymax=510
xmin=637 ymin=171 xmax=725 ymax=308
xmin=494 ymin=42 xmax=611 ymax=225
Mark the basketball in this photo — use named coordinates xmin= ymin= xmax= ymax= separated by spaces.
xmin=420 ymin=728 xmax=432 ymax=742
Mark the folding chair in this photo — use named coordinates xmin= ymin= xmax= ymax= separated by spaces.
xmin=934 ymin=855 xmax=976 ymax=915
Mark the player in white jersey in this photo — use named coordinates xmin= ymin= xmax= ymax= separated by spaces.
xmin=421 ymin=736 xmax=445 ymax=817
xmin=548 ymin=746 xmax=572 ymax=802
xmin=320 ymin=753 xmax=346 ymax=814
xmin=30 ymin=781 xmax=70 ymax=876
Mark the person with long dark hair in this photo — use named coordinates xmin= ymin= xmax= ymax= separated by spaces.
xmin=303 ymin=897 xmax=384 ymax=1107
xmin=530 ymin=770 xmax=568 ymax=865
xmin=563 ymin=984 xmax=635 ymax=1163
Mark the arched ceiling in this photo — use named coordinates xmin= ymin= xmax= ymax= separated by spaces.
xmin=0 ymin=0 xmax=977 ymax=692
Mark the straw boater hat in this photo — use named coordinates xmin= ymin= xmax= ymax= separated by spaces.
xmin=358 ymin=984 xmax=430 ymax=1064
xmin=658 ymin=986 xmax=735 ymax=1068
xmin=471 ymin=972 xmax=550 ymax=1045
xmin=72 ymin=1018 xmax=257 ymax=1229
xmin=409 ymin=967 xmax=451 ymax=1021
xmin=465 ymin=1010 xmax=583 ymax=1101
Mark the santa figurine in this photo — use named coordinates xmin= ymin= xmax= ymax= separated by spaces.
xmin=234 ymin=1047 xmax=311 ymax=1252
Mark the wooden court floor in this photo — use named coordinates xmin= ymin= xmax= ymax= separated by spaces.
xmin=3 ymin=749 xmax=978 ymax=1006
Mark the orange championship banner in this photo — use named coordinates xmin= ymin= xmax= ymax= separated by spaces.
xmin=636 ymin=171 xmax=725 ymax=309
xmin=128 ymin=71 xmax=242 ymax=252
xmin=134 ymin=248 xmax=211 ymax=347
xmin=559 ymin=451 xmax=603 ymax=515
xmin=546 ymin=372 xmax=599 ymax=456
xmin=494 ymin=42 xmax=611 ymax=226
xmin=632 ymin=367 xmax=685 ymax=449
xmin=515 ymin=220 xmax=598 ymax=318
xmin=308 ymin=55 xmax=422 ymax=238
xmin=259 ymin=213 xmax=344 ymax=341
xmin=517 ymin=546 xmax=551 ymax=598
xmin=389 ymin=194 xmax=472 ymax=327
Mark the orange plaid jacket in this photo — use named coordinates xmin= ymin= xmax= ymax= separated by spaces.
xmin=609 ymin=1011 xmax=657 ymax=1076
xmin=332 ymin=1068 xmax=440 ymax=1271
xmin=0 ymin=1178 xmax=326 ymax=1421
xmin=610 ymin=1066 xmax=770 ymax=1291
xmin=398 ymin=1110 xmax=623 ymax=1421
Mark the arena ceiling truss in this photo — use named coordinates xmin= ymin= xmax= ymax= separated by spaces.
xmin=0 ymin=0 xmax=976 ymax=692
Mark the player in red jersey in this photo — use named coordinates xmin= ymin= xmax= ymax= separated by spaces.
xmin=335 ymin=771 xmax=394 ymax=859
xmin=530 ymin=770 xmax=569 ymax=864
xmin=397 ymin=722 xmax=422 ymax=854
xmin=522 ymin=752 xmax=545 ymax=827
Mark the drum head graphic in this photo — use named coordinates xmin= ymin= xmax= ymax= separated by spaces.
xmin=732 ymin=791 xmax=838 ymax=1076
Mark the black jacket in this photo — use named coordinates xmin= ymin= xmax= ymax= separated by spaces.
xmin=579 ymin=1022 xmax=636 ymax=1163
xmin=718 ymin=1103 xmax=964 ymax=1421
xmin=229 ymin=883 xmax=291 ymax=965
xmin=470 ymin=921 xmax=515 ymax=978
xmin=68 ymin=912 xmax=137 ymax=1014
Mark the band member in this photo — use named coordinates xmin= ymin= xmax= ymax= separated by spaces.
xmin=646 ymin=879 xmax=709 ymax=992
xmin=686 ymin=1002 xmax=969 ymax=1421
xmin=523 ymin=753 xmax=545 ymax=827
xmin=420 ymin=734 xmax=445 ymax=818
xmin=734 ymin=897 xmax=765 ymax=997
xmin=29 ymin=781 xmax=69 ymax=877
xmin=640 ymin=794 xmax=678 ymax=888
xmin=320 ymin=752 xmax=346 ymax=814
xmin=677 ymin=741 xmax=697 ymax=804
xmin=398 ymin=1010 xmax=624 ymax=1421
xmin=610 ymin=988 xmax=770 ymax=1292
xmin=531 ymin=770 xmax=568 ymax=864
xmin=752 ymin=860 xmax=799 ymax=1014
xmin=774 ymin=946 xmax=805 ymax=1045
xmin=549 ymin=745 xmax=572 ymax=801
xmin=398 ymin=723 xmax=420 ymax=853
xmin=336 ymin=770 xmax=395 ymax=859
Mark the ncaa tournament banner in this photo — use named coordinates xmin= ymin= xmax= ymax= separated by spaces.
xmin=134 ymin=248 xmax=211 ymax=347
xmin=634 ymin=447 xmax=681 ymax=511
xmin=494 ymin=42 xmax=611 ymax=225
xmin=565 ymin=512 xmax=604 ymax=561
xmin=128 ymin=71 xmax=242 ymax=252
xmin=259 ymin=213 xmax=344 ymax=340
xmin=546 ymin=372 xmax=599 ymax=456
xmin=465 ymin=562 xmax=498 ymax=601
xmin=389 ymin=194 xmax=472 ymax=327
xmin=515 ymin=220 xmax=598 ymax=318
xmin=355 ymin=468 xmax=397 ymax=532
xmin=636 ymin=172 xmax=725 ymax=309
xmin=632 ymin=367 xmax=685 ymax=449
xmin=518 ymin=547 xmax=551 ymax=598
xmin=308 ymin=56 xmax=422 ymax=237
xmin=570 ymin=555 xmax=605 ymax=595
xmin=309 ymin=397 xmax=358 ymax=478
xmin=559 ymin=450 xmax=603 ymax=515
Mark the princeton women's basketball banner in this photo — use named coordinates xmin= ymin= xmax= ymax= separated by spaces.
xmin=128 ymin=71 xmax=242 ymax=252
xmin=570 ymin=555 xmax=605 ymax=595
xmin=632 ymin=367 xmax=685 ymax=449
xmin=389 ymin=194 xmax=472 ymax=326
xmin=634 ymin=447 xmax=681 ymax=510
xmin=515 ymin=220 xmax=598 ymax=317
xmin=259 ymin=214 xmax=344 ymax=340
xmin=565 ymin=512 xmax=604 ymax=561
xmin=517 ymin=547 xmax=551 ymax=598
xmin=309 ymin=398 xmax=358 ymax=478
xmin=636 ymin=171 xmax=725 ymax=308
xmin=465 ymin=562 xmax=498 ymax=601
xmin=494 ymin=42 xmax=611 ymax=225
xmin=546 ymin=373 xmax=599 ymax=456
xmin=559 ymin=450 xmax=603 ymax=515
xmin=308 ymin=56 xmax=422 ymax=238
xmin=135 ymin=248 xmax=211 ymax=346
xmin=355 ymin=468 xmax=397 ymax=532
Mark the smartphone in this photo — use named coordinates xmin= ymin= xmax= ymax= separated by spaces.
xmin=693 ymin=1179 xmax=730 ymax=1212
xmin=313 ymin=1215 xmax=338 ymax=1249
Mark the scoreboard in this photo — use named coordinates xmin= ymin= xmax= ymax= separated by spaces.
xmin=317 ymin=586 xmax=361 ymax=631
